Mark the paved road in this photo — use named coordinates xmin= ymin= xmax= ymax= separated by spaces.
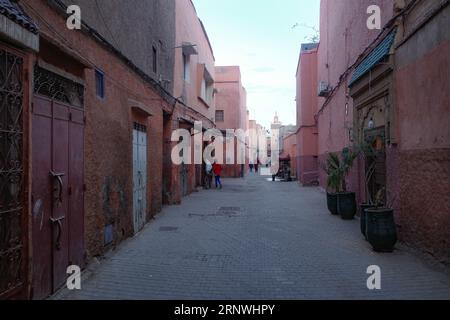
xmin=54 ymin=173 xmax=450 ymax=300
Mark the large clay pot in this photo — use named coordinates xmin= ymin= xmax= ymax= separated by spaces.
xmin=337 ymin=192 xmax=357 ymax=220
xmin=326 ymin=193 xmax=338 ymax=215
xmin=366 ymin=208 xmax=397 ymax=252
xmin=360 ymin=203 xmax=376 ymax=239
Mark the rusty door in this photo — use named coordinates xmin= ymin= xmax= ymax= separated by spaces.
xmin=31 ymin=66 xmax=85 ymax=299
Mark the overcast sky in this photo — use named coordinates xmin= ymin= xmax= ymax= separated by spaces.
xmin=193 ymin=0 xmax=320 ymax=130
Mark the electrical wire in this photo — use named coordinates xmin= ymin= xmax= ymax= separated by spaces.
xmin=94 ymin=0 xmax=121 ymax=51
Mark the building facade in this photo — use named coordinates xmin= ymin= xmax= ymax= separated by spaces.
xmin=271 ymin=113 xmax=296 ymax=159
xmin=214 ymin=66 xmax=248 ymax=177
xmin=281 ymin=132 xmax=297 ymax=178
xmin=295 ymin=43 xmax=319 ymax=185
xmin=296 ymin=0 xmax=450 ymax=265
xmin=168 ymin=0 xmax=216 ymax=202
xmin=0 ymin=0 xmax=221 ymax=299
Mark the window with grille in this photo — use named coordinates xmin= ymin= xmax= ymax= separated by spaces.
xmin=216 ymin=110 xmax=224 ymax=122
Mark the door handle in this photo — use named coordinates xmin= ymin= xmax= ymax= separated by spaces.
xmin=50 ymin=171 xmax=65 ymax=206
xmin=50 ymin=216 xmax=65 ymax=250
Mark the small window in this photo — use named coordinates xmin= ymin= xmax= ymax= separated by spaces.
xmin=95 ymin=69 xmax=105 ymax=99
xmin=200 ymin=68 xmax=214 ymax=105
xmin=152 ymin=46 xmax=158 ymax=73
xmin=216 ymin=110 xmax=224 ymax=122
xmin=183 ymin=53 xmax=190 ymax=81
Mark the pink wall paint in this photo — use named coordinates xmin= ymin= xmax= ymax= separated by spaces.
xmin=396 ymin=43 xmax=450 ymax=151
xmin=314 ymin=0 xmax=450 ymax=264
xmin=282 ymin=133 xmax=297 ymax=177
xmin=296 ymin=47 xmax=319 ymax=184
xmin=174 ymin=0 xmax=216 ymax=123
xmin=316 ymin=0 xmax=394 ymax=191
xmin=215 ymin=66 xmax=245 ymax=131
xmin=393 ymin=5 xmax=450 ymax=264
xmin=297 ymin=48 xmax=318 ymax=127
xmin=215 ymin=66 xmax=248 ymax=177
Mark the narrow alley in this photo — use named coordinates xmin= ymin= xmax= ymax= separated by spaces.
xmin=54 ymin=174 xmax=450 ymax=300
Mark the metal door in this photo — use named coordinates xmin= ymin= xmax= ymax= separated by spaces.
xmin=133 ymin=123 xmax=147 ymax=234
xmin=0 ymin=46 xmax=27 ymax=299
xmin=31 ymin=66 xmax=85 ymax=299
xmin=365 ymin=127 xmax=386 ymax=203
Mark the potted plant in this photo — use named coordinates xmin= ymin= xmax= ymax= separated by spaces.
xmin=323 ymin=153 xmax=341 ymax=215
xmin=365 ymin=188 xmax=398 ymax=252
xmin=336 ymin=147 xmax=358 ymax=220
xmin=355 ymin=139 xmax=377 ymax=238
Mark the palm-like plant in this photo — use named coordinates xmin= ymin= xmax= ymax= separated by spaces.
xmin=325 ymin=152 xmax=342 ymax=193
xmin=354 ymin=138 xmax=379 ymax=204
xmin=324 ymin=148 xmax=358 ymax=193
xmin=340 ymin=147 xmax=358 ymax=192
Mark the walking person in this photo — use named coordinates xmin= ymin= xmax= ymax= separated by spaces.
xmin=212 ymin=160 xmax=223 ymax=189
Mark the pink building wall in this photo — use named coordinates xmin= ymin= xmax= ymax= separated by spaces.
xmin=215 ymin=66 xmax=248 ymax=177
xmin=314 ymin=0 xmax=450 ymax=264
xmin=174 ymin=0 xmax=216 ymax=122
xmin=172 ymin=0 xmax=216 ymax=197
xmin=282 ymin=133 xmax=297 ymax=178
xmin=317 ymin=0 xmax=394 ymax=198
xmin=296 ymin=46 xmax=319 ymax=184
xmin=393 ymin=3 xmax=450 ymax=264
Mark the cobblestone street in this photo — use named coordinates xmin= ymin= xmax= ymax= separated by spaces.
xmin=55 ymin=174 xmax=450 ymax=300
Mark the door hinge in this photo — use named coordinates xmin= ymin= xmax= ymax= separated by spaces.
xmin=31 ymin=102 xmax=34 ymax=113
xmin=82 ymin=184 xmax=87 ymax=192
xmin=69 ymin=112 xmax=72 ymax=121
xmin=68 ymin=186 xmax=72 ymax=196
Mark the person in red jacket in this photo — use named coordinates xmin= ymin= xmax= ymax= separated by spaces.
xmin=212 ymin=160 xmax=223 ymax=189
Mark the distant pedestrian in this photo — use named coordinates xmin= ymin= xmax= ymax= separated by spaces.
xmin=212 ymin=160 xmax=223 ymax=189
xmin=254 ymin=159 xmax=260 ymax=173
xmin=249 ymin=161 xmax=254 ymax=172
xmin=204 ymin=160 xmax=213 ymax=189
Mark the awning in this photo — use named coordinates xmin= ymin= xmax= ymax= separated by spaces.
xmin=182 ymin=42 xmax=198 ymax=56
xmin=349 ymin=30 xmax=396 ymax=86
